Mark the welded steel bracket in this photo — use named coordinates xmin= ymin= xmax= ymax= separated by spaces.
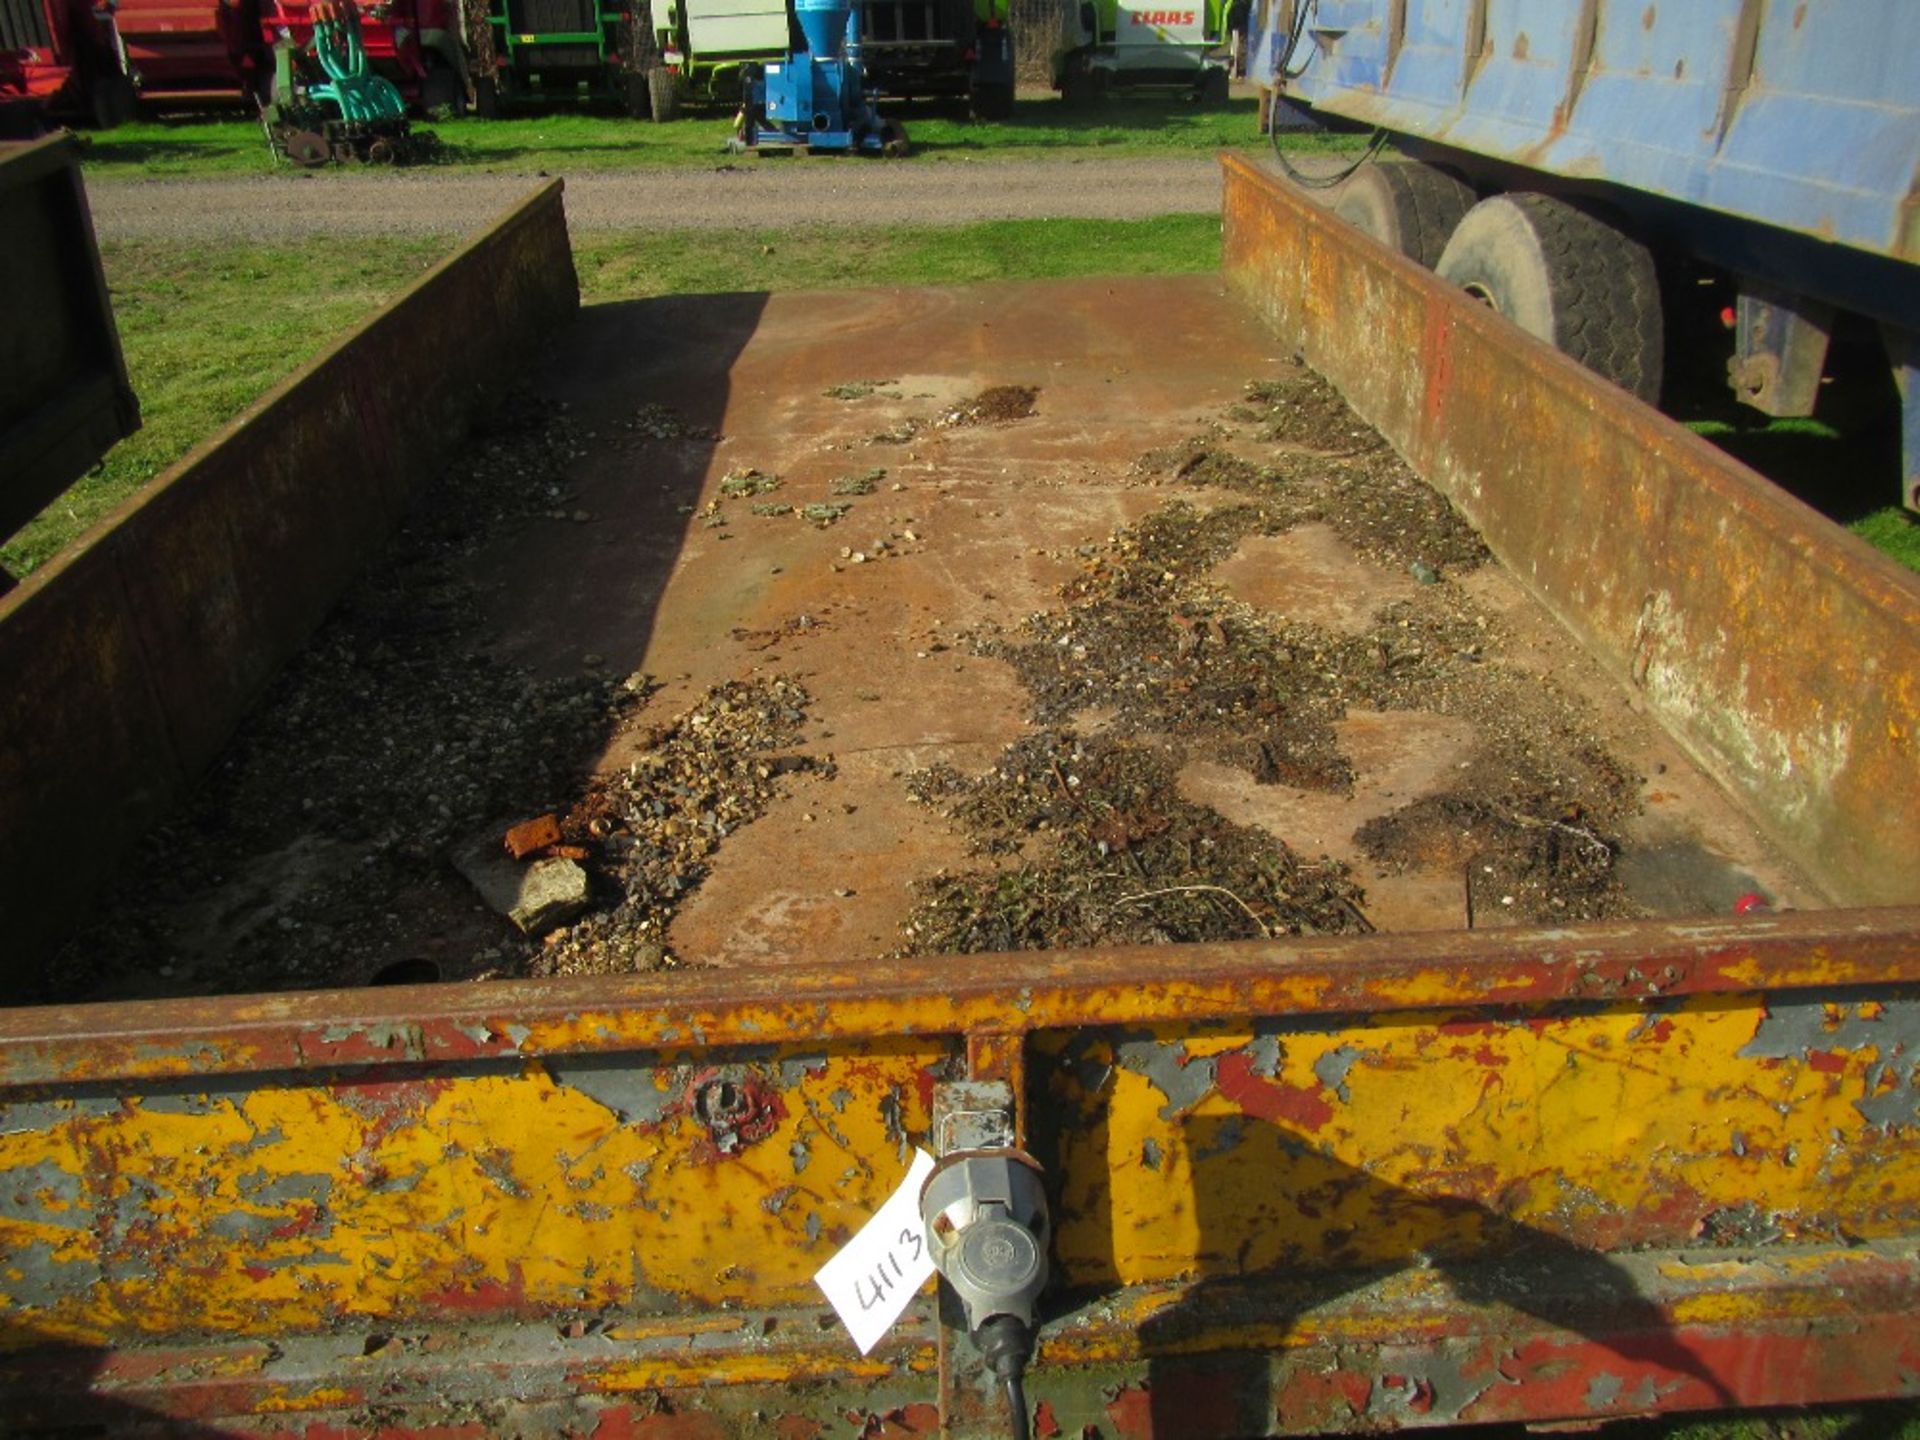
xmin=1730 ymin=280 xmax=1833 ymax=418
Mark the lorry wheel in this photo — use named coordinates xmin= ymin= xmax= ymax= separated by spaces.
xmin=969 ymin=83 xmax=1013 ymax=121
xmin=1198 ymin=65 xmax=1229 ymax=106
xmin=1436 ymin=191 xmax=1664 ymax=405
xmin=881 ymin=119 xmax=910 ymax=158
xmin=473 ymin=75 xmax=501 ymax=118
xmin=1331 ymin=161 xmax=1475 ymax=270
xmin=87 ymin=72 xmax=138 ymax=130
xmin=647 ymin=66 xmax=680 ymax=123
xmin=419 ymin=60 xmax=466 ymax=117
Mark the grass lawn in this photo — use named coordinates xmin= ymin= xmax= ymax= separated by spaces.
xmin=1 ymin=214 xmax=1222 ymax=577
xmin=77 ymin=97 xmax=1369 ymax=179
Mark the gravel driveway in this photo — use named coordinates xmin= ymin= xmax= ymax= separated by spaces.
xmin=88 ymin=154 xmax=1240 ymax=241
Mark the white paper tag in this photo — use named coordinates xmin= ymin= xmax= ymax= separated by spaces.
xmin=813 ymin=1148 xmax=938 ymax=1355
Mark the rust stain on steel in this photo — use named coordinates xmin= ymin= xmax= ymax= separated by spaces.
xmin=1030 ymin=1245 xmax=1920 ymax=1433
xmin=2 ymin=911 xmax=1917 ymax=1087
xmin=1220 ymin=154 xmax=1920 ymax=909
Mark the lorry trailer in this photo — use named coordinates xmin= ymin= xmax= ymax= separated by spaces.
xmin=0 ymin=162 xmax=1916 ymax=1435
xmin=1257 ymin=0 xmax=1920 ymax=511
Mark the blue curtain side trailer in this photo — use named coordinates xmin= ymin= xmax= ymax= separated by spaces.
xmin=1257 ymin=0 xmax=1920 ymax=511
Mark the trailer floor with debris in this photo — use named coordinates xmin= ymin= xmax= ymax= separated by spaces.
xmin=50 ymin=275 xmax=1819 ymax=1004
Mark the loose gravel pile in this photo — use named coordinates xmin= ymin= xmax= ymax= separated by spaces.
xmin=536 ymin=677 xmax=828 ymax=977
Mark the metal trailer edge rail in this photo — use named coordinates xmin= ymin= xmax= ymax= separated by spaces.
xmin=0 ymin=165 xmax=1915 ymax=1435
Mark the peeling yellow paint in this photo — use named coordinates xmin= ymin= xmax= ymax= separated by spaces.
xmin=1043 ymin=997 xmax=1920 ymax=1288
xmin=0 ymin=1041 xmax=944 ymax=1345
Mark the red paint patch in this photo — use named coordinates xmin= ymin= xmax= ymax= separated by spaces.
xmin=1105 ymin=1382 xmax=1155 ymax=1439
xmin=1807 ymin=1049 xmax=1847 ymax=1075
xmin=1274 ymin=1366 xmax=1372 ymax=1430
xmin=1215 ymin=1051 xmax=1335 ymax=1131
xmin=421 ymin=1270 xmax=528 ymax=1316
xmin=1033 ymin=1399 xmax=1063 ymax=1437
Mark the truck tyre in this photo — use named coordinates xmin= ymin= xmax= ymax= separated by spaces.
xmin=473 ymin=75 xmax=501 ymax=117
xmin=1332 ymin=160 xmax=1474 ymax=270
xmin=1436 ymin=191 xmax=1664 ymax=405
xmin=419 ymin=59 xmax=466 ymax=116
xmin=622 ymin=69 xmax=651 ymax=118
xmin=647 ymin=66 xmax=680 ymax=123
xmin=87 ymin=71 xmax=138 ymax=130
xmin=969 ymin=82 xmax=1013 ymax=120
xmin=1198 ymin=65 xmax=1229 ymax=106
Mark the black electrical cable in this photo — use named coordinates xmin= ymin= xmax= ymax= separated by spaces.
xmin=1271 ymin=124 xmax=1389 ymax=189
xmin=974 ymin=1315 xmax=1035 ymax=1440
xmin=1265 ymin=0 xmax=1389 ymax=189
xmin=1005 ymin=1371 xmax=1032 ymax=1440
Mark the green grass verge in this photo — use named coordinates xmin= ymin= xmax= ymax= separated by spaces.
xmin=1 ymin=214 xmax=1220 ymax=577
xmin=78 ymin=98 xmax=1366 ymax=179
xmin=571 ymin=211 xmax=1220 ymax=300
xmin=0 ymin=236 xmax=455 ymax=578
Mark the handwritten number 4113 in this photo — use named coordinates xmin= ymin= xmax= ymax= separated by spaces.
xmin=856 ymin=1227 xmax=926 ymax=1312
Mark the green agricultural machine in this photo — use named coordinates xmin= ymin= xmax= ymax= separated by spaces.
xmin=1053 ymin=0 xmax=1228 ymax=102
xmin=263 ymin=1 xmax=439 ymax=165
xmin=472 ymin=0 xmax=656 ymax=113
xmin=643 ymin=0 xmax=787 ymax=120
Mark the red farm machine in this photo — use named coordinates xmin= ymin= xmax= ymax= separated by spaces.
xmin=2 ymin=0 xmax=467 ymax=137
xmin=0 ymin=0 xmax=137 ymax=132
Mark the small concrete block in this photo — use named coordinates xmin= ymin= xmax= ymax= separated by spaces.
xmin=456 ymin=836 xmax=590 ymax=935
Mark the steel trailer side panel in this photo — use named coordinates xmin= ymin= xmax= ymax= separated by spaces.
xmin=1221 ymin=153 xmax=1920 ymax=910
xmin=0 ymin=181 xmax=579 ymax=983
xmin=0 ymin=915 xmax=1917 ymax=1432
xmin=0 ymin=136 xmax=139 ymax=543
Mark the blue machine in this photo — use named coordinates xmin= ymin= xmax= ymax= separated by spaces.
xmin=1254 ymin=0 xmax=1920 ymax=510
xmin=746 ymin=0 xmax=908 ymax=155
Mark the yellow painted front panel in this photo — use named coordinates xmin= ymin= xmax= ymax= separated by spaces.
xmin=0 ymin=1038 xmax=950 ymax=1347
xmin=1036 ymin=994 xmax=1920 ymax=1286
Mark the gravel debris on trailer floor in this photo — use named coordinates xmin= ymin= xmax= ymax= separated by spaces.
xmin=46 ymin=276 xmax=1820 ymax=1003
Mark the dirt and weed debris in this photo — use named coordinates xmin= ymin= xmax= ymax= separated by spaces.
xmin=621 ymin=400 xmax=719 ymax=444
xmin=43 ymin=393 xmax=835 ymax=1000
xmin=44 ymin=397 xmax=638 ymax=1001
xmin=938 ymin=385 xmax=1039 ymax=428
xmin=902 ymin=732 xmax=1369 ymax=953
xmin=910 ymin=368 xmax=1643 ymax=940
xmin=1139 ymin=372 xmax=1486 ymax=578
xmin=823 ymin=379 xmax=899 ymax=401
